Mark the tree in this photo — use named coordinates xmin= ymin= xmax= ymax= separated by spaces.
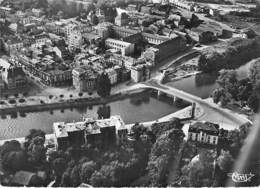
xmin=217 ymin=151 xmax=234 ymax=173
xmin=188 ymin=158 xmax=214 ymax=187
xmin=151 ymin=118 xmax=183 ymax=137
xmin=90 ymin=166 xmax=114 ymax=186
xmin=96 ymin=0 xmax=107 ymax=10
xmin=2 ymin=150 xmax=28 ymax=172
xmin=248 ymin=58 xmax=260 ymax=84
xmin=80 ymin=161 xmax=97 ymax=183
xmin=78 ymin=92 xmax=83 ymax=97
xmin=25 ymin=129 xmax=46 ymax=144
xmin=57 ymin=11 xmax=64 ymax=19
xmin=217 ymin=69 xmax=238 ymax=99
xmin=247 ymin=94 xmax=259 ymax=112
xmin=90 ymin=161 xmax=125 ymax=186
xmin=35 ymin=0 xmax=48 ymax=9
xmin=70 ymin=165 xmax=81 ymax=186
xmin=212 ymin=88 xmax=225 ymax=104
xmin=181 ymin=150 xmax=216 ymax=187
xmin=0 ymin=140 xmax=22 ymax=158
xmin=27 ymin=136 xmax=46 ymax=165
xmin=52 ymin=158 xmax=67 ymax=178
xmin=147 ymin=129 xmax=184 ymax=186
xmin=97 ymin=73 xmax=111 ymax=98
xmin=131 ymin=123 xmax=147 ymax=140
xmin=97 ymin=105 xmax=111 ymax=119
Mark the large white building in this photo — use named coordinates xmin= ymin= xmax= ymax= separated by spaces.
xmin=53 ymin=115 xmax=128 ymax=150
xmin=106 ymin=68 xmax=118 ymax=85
xmin=105 ymin=38 xmax=134 ymax=56
xmin=68 ymin=26 xmax=82 ymax=50
xmin=131 ymin=63 xmax=151 ymax=83
xmin=170 ymin=0 xmax=194 ymax=11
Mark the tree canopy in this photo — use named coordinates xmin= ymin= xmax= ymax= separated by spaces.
xmin=97 ymin=72 xmax=111 ymax=98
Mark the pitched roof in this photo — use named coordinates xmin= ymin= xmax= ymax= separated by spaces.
xmin=11 ymin=171 xmax=36 ymax=186
xmin=189 ymin=121 xmax=219 ymax=133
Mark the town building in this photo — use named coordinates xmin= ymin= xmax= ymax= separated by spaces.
xmin=127 ymin=4 xmax=137 ymax=12
xmin=131 ymin=63 xmax=151 ymax=82
xmin=31 ymin=8 xmax=44 ymax=17
xmin=5 ymin=38 xmax=24 ymax=53
xmin=18 ymin=55 xmax=72 ymax=86
xmin=0 ymin=75 xmax=5 ymax=92
xmin=45 ymin=21 xmax=65 ymax=35
xmin=143 ymin=35 xmax=186 ymax=65
xmin=53 ymin=116 xmax=128 ymax=150
xmin=72 ymin=66 xmax=97 ymax=92
xmin=0 ymin=6 xmax=12 ymax=17
xmin=31 ymin=34 xmax=51 ymax=49
xmin=115 ymin=12 xmax=130 ymax=27
xmin=4 ymin=66 xmax=27 ymax=89
xmin=170 ymin=0 xmax=195 ymax=11
xmin=68 ymin=26 xmax=83 ymax=51
xmin=188 ymin=121 xmax=219 ymax=145
xmin=106 ymin=68 xmax=118 ymax=85
xmin=105 ymin=38 xmax=135 ymax=56
xmin=94 ymin=22 xmax=113 ymax=39
xmin=1 ymin=58 xmax=27 ymax=89
xmin=187 ymin=29 xmax=216 ymax=44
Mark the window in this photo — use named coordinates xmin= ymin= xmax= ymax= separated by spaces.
xmin=213 ymin=137 xmax=217 ymax=144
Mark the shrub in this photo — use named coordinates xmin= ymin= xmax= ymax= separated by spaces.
xmin=18 ymin=98 xmax=26 ymax=103
xmin=8 ymin=99 xmax=16 ymax=104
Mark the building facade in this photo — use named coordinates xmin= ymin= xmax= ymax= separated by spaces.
xmin=143 ymin=35 xmax=186 ymax=65
xmin=72 ymin=67 xmax=97 ymax=92
xmin=188 ymin=121 xmax=219 ymax=145
xmin=131 ymin=64 xmax=151 ymax=82
xmin=105 ymin=38 xmax=135 ymax=56
xmin=2 ymin=66 xmax=27 ymax=89
xmin=53 ymin=116 xmax=128 ymax=150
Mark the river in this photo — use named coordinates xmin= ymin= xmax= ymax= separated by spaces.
xmin=0 ymin=92 xmax=185 ymax=139
xmin=166 ymin=61 xmax=252 ymax=99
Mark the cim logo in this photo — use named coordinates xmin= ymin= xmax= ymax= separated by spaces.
xmin=228 ymin=172 xmax=255 ymax=183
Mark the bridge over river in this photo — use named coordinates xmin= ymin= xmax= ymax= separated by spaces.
xmin=121 ymin=74 xmax=251 ymax=128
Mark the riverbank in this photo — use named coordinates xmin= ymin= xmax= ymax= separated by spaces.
xmin=0 ymin=89 xmax=147 ymax=115
xmin=0 ymin=101 xmax=204 ymax=145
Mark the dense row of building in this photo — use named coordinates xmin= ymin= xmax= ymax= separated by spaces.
xmin=0 ymin=0 xmax=238 ymax=91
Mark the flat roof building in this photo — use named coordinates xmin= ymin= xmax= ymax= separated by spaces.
xmin=53 ymin=115 xmax=128 ymax=150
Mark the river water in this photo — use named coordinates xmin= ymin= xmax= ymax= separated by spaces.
xmin=166 ymin=62 xmax=252 ymax=99
xmin=0 ymin=92 xmax=184 ymax=139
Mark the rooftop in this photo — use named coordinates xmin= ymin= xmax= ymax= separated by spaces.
xmin=189 ymin=121 xmax=219 ymax=133
xmin=11 ymin=171 xmax=36 ymax=186
xmin=54 ymin=115 xmax=126 ymax=138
